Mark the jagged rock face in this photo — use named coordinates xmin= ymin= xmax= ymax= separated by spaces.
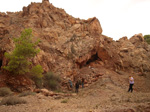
xmin=0 ymin=0 xmax=102 ymax=75
xmin=0 ymin=0 xmax=150 ymax=91
xmin=101 ymin=34 xmax=150 ymax=74
xmin=0 ymin=0 xmax=103 ymax=90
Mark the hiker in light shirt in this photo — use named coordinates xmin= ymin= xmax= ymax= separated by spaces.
xmin=128 ymin=76 xmax=134 ymax=92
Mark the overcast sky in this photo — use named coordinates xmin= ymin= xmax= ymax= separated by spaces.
xmin=0 ymin=0 xmax=150 ymax=40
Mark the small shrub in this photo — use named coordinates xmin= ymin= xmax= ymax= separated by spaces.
xmin=47 ymin=80 xmax=57 ymax=90
xmin=18 ymin=91 xmax=36 ymax=97
xmin=61 ymin=99 xmax=68 ymax=103
xmin=0 ymin=87 xmax=13 ymax=96
xmin=32 ymin=77 xmax=43 ymax=88
xmin=0 ymin=96 xmax=26 ymax=105
xmin=31 ymin=65 xmax=43 ymax=79
xmin=43 ymin=72 xmax=61 ymax=91
xmin=31 ymin=65 xmax=43 ymax=88
xmin=144 ymin=35 xmax=150 ymax=44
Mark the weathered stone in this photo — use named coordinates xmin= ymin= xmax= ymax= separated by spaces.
xmin=1 ymin=74 xmax=35 ymax=92
xmin=0 ymin=0 xmax=150 ymax=92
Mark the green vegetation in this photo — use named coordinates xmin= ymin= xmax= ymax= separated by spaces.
xmin=31 ymin=65 xmax=43 ymax=88
xmin=144 ymin=35 xmax=150 ymax=44
xmin=3 ymin=28 xmax=42 ymax=75
xmin=2 ymin=29 xmax=62 ymax=91
xmin=61 ymin=99 xmax=68 ymax=103
xmin=0 ymin=87 xmax=13 ymax=96
xmin=43 ymin=72 xmax=61 ymax=91
xmin=18 ymin=91 xmax=36 ymax=97
xmin=0 ymin=96 xmax=26 ymax=105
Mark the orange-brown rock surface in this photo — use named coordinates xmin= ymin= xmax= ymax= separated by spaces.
xmin=0 ymin=0 xmax=150 ymax=92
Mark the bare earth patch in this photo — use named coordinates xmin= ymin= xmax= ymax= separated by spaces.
xmin=0 ymin=74 xmax=150 ymax=112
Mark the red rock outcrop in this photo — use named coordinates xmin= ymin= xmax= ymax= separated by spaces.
xmin=0 ymin=0 xmax=150 ymax=91
xmin=0 ymin=0 xmax=103 ymax=73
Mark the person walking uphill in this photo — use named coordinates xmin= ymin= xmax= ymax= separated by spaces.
xmin=81 ymin=78 xmax=85 ymax=88
xmin=75 ymin=81 xmax=79 ymax=93
xmin=128 ymin=76 xmax=134 ymax=92
xmin=68 ymin=79 xmax=73 ymax=89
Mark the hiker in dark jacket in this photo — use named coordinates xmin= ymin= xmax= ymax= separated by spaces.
xmin=75 ymin=81 xmax=79 ymax=93
xmin=81 ymin=78 xmax=85 ymax=88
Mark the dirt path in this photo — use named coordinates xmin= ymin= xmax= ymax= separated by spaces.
xmin=0 ymin=74 xmax=150 ymax=112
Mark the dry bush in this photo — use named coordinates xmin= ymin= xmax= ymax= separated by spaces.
xmin=18 ymin=91 xmax=36 ymax=97
xmin=43 ymin=72 xmax=61 ymax=91
xmin=0 ymin=96 xmax=26 ymax=105
xmin=0 ymin=87 xmax=13 ymax=97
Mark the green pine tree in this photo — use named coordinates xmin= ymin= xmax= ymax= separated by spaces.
xmin=3 ymin=28 xmax=43 ymax=76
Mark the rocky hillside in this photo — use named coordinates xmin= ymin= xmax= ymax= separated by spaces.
xmin=0 ymin=0 xmax=150 ymax=92
xmin=0 ymin=69 xmax=150 ymax=112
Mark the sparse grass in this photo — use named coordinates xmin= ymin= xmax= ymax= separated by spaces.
xmin=61 ymin=99 xmax=68 ymax=103
xmin=0 ymin=87 xmax=13 ymax=97
xmin=54 ymin=89 xmax=62 ymax=93
xmin=18 ymin=91 xmax=36 ymax=97
xmin=0 ymin=96 xmax=26 ymax=105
